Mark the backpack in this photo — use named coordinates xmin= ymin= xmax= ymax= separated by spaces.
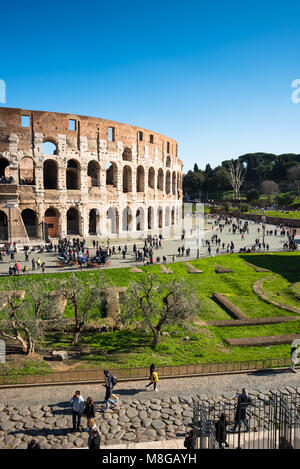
xmin=111 ymin=375 xmax=117 ymax=386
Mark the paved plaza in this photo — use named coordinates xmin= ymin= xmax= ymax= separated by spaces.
xmin=0 ymin=217 xmax=296 ymax=276
xmin=0 ymin=369 xmax=299 ymax=449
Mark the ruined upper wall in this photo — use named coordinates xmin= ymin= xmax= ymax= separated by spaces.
xmin=0 ymin=107 xmax=182 ymax=168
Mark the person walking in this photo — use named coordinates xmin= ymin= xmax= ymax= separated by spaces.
xmin=289 ymin=345 xmax=299 ymax=373
xmin=83 ymin=397 xmax=96 ymax=430
xmin=230 ymin=388 xmax=251 ymax=433
xmin=184 ymin=429 xmax=195 ymax=449
xmin=70 ymin=390 xmax=85 ymax=432
xmin=215 ymin=413 xmax=229 ymax=448
xmin=88 ymin=427 xmax=101 ymax=449
xmin=103 ymin=370 xmax=118 ymax=411
xmin=145 ymin=365 xmax=159 ymax=392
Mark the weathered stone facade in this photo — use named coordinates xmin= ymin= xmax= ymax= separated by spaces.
xmin=0 ymin=107 xmax=183 ymax=241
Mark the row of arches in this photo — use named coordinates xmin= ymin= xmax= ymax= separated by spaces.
xmin=43 ymin=141 xmax=175 ymax=167
xmin=0 ymin=157 xmax=183 ymax=194
xmin=0 ymin=205 xmax=180 ymax=240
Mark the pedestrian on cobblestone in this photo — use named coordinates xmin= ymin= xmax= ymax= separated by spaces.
xmin=230 ymin=388 xmax=251 ymax=433
xmin=88 ymin=427 xmax=100 ymax=449
xmin=215 ymin=413 xmax=229 ymax=449
xmin=103 ymin=370 xmax=118 ymax=410
xmin=84 ymin=397 xmax=96 ymax=430
xmin=145 ymin=366 xmax=159 ymax=392
xmin=70 ymin=390 xmax=85 ymax=432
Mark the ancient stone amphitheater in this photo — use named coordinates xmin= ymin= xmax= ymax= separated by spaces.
xmin=0 ymin=107 xmax=183 ymax=242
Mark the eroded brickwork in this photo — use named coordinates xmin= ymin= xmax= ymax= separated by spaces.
xmin=0 ymin=107 xmax=183 ymax=241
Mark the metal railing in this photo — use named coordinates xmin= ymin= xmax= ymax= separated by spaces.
xmin=0 ymin=357 xmax=293 ymax=387
xmin=193 ymin=391 xmax=300 ymax=449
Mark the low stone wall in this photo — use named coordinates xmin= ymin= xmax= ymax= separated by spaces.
xmin=212 ymin=293 xmax=248 ymax=320
xmin=225 ymin=334 xmax=300 ymax=347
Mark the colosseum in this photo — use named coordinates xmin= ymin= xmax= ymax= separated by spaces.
xmin=0 ymin=107 xmax=183 ymax=242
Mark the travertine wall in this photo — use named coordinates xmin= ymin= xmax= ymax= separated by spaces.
xmin=0 ymin=107 xmax=183 ymax=240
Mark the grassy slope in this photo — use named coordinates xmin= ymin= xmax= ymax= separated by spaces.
xmin=1 ymin=252 xmax=300 ymax=373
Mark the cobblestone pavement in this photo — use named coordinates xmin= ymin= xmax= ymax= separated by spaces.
xmin=0 ymin=369 xmax=299 ymax=449
xmin=0 ymin=218 xmax=291 ymax=276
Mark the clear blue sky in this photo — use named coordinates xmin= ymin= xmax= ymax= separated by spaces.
xmin=1 ymin=0 xmax=300 ymax=172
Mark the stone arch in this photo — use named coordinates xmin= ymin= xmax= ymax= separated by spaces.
xmin=172 ymin=171 xmax=176 ymax=195
xmin=122 ymin=206 xmax=133 ymax=231
xmin=21 ymin=208 xmax=37 ymax=239
xmin=106 ymin=162 xmax=118 ymax=187
xmin=89 ymin=208 xmax=100 ymax=235
xmin=136 ymin=165 xmax=145 ymax=192
xmin=87 ymin=160 xmax=100 ymax=188
xmin=157 ymin=168 xmax=164 ymax=191
xmin=19 ymin=157 xmax=35 ymax=185
xmin=166 ymin=156 xmax=171 ymax=167
xmin=136 ymin=207 xmax=144 ymax=231
xmin=122 ymin=147 xmax=132 ymax=162
xmin=148 ymin=167 xmax=155 ymax=189
xmin=43 ymin=159 xmax=58 ymax=189
xmin=0 ymin=157 xmax=10 ymax=181
xmin=43 ymin=139 xmax=58 ymax=156
xmin=165 ymin=170 xmax=171 ymax=194
xmin=44 ymin=207 xmax=59 ymax=238
xmin=107 ymin=207 xmax=119 ymax=234
xmin=171 ymin=207 xmax=175 ymax=225
xmin=67 ymin=207 xmax=80 ymax=235
xmin=147 ymin=206 xmax=154 ymax=229
xmin=158 ymin=207 xmax=163 ymax=228
xmin=123 ymin=165 xmax=132 ymax=193
xmin=0 ymin=210 xmax=8 ymax=240
xmin=66 ymin=159 xmax=80 ymax=190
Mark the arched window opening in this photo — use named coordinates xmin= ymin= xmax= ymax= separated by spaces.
xmin=0 ymin=210 xmax=8 ymax=240
xmin=0 ymin=158 xmax=12 ymax=184
xmin=67 ymin=207 xmax=80 ymax=235
xmin=66 ymin=159 xmax=80 ymax=190
xmin=148 ymin=168 xmax=155 ymax=189
xmin=89 ymin=209 xmax=97 ymax=235
xmin=21 ymin=209 xmax=37 ymax=239
xmin=172 ymin=171 xmax=176 ymax=195
xmin=136 ymin=166 xmax=145 ymax=192
xmin=122 ymin=147 xmax=132 ymax=162
xmin=45 ymin=208 xmax=59 ymax=238
xmin=123 ymin=166 xmax=132 ymax=193
xmin=166 ymin=171 xmax=171 ymax=194
xmin=157 ymin=169 xmax=163 ymax=191
xmin=19 ymin=157 xmax=35 ymax=185
xmin=43 ymin=141 xmax=58 ymax=156
xmin=87 ymin=161 xmax=100 ymax=187
xmin=106 ymin=162 xmax=118 ymax=187
xmin=44 ymin=160 xmax=58 ymax=189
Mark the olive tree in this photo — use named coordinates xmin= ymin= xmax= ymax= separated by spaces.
xmin=120 ymin=272 xmax=200 ymax=348
xmin=0 ymin=280 xmax=61 ymax=356
xmin=58 ymin=271 xmax=108 ymax=345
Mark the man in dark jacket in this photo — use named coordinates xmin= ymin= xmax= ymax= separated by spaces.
xmin=230 ymin=388 xmax=251 ymax=432
xmin=215 ymin=413 xmax=229 ymax=448
xmin=103 ymin=369 xmax=117 ymax=411
xmin=88 ymin=428 xmax=100 ymax=449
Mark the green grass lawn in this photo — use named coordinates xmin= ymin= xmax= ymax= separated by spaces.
xmin=1 ymin=252 xmax=300 ymax=374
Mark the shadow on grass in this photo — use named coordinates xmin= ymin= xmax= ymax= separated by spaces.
xmin=240 ymin=254 xmax=300 ymax=281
